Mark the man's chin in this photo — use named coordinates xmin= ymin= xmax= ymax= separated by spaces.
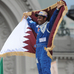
xmin=38 ymin=23 xmax=42 ymax=25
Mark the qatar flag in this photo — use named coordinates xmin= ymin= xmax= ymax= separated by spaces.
xmin=0 ymin=18 xmax=36 ymax=57
xmin=0 ymin=0 xmax=68 ymax=58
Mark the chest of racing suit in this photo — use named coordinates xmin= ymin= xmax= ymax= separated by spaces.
xmin=27 ymin=9 xmax=59 ymax=49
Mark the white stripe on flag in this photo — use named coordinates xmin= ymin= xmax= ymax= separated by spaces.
xmin=0 ymin=18 xmax=29 ymax=54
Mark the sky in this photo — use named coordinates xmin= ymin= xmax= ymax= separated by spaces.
xmin=38 ymin=0 xmax=74 ymax=10
xmin=64 ymin=0 xmax=74 ymax=9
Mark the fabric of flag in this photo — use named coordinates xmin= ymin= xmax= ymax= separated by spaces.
xmin=0 ymin=58 xmax=3 ymax=74
xmin=0 ymin=18 xmax=36 ymax=57
xmin=0 ymin=0 xmax=68 ymax=58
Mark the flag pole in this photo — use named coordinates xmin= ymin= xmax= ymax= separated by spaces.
xmin=0 ymin=58 xmax=3 ymax=74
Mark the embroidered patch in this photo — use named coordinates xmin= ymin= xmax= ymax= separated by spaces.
xmin=37 ymin=28 xmax=40 ymax=32
xmin=39 ymin=37 xmax=46 ymax=42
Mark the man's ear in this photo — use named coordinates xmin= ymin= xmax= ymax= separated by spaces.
xmin=44 ymin=17 xmax=47 ymax=21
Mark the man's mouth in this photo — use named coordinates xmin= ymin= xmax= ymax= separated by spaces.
xmin=38 ymin=21 xmax=41 ymax=24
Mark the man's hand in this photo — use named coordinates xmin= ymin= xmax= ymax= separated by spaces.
xmin=24 ymin=12 xmax=28 ymax=19
xmin=57 ymin=1 xmax=65 ymax=9
xmin=25 ymin=14 xmax=28 ymax=19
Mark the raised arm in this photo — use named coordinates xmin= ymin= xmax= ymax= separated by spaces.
xmin=24 ymin=13 xmax=38 ymax=33
xmin=48 ymin=2 xmax=64 ymax=31
xmin=27 ymin=17 xmax=37 ymax=33
xmin=48 ymin=9 xmax=59 ymax=31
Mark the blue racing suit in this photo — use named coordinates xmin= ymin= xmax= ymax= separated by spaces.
xmin=27 ymin=9 xmax=59 ymax=74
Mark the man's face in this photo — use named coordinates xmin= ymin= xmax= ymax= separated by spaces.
xmin=37 ymin=16 xmax=46 ymax=25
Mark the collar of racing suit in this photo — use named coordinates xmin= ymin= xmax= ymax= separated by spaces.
xmin=39 ymin=21 xmax=49 ymax=33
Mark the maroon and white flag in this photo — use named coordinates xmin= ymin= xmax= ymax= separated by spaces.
xmin=0 ymin=0 xmax=68 ymax=58
xmin=0 ymin=18 xmax=36 ymax=57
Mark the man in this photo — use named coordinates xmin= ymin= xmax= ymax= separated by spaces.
xmin=25 ymin=3 xmax=64 ymax=74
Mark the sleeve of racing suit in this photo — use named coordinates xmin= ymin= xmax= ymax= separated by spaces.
xmin=47 ymin=9 xmax=59 ymax=31
xmin=27 ymin=17 xmax=37 ymax=33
